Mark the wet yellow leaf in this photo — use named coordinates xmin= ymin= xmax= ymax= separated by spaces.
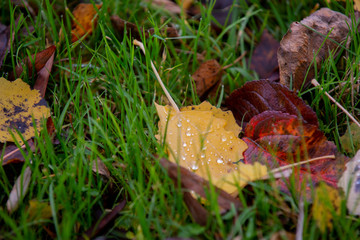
xmin=0 ymin=78 xmax=50 ymax=145
xmin=156 ymin=101 xmax=248 ymax=187
xmin=71 ymin=3 xmax=102 ymax=42
xmin=312 ymin=183 xmax=341 ymax=233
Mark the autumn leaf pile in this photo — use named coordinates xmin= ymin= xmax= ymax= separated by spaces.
xmin=1 ymin=1 xmax=360 ymax=239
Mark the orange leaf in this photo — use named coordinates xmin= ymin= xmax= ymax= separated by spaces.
xmin=71 ymin=3 xmax=102 ymax=42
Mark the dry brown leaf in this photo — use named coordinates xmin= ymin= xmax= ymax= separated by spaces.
xmin=192 ymin=59 xmax=223 ymax=100
xmin=340 ymin=123 xmax=360 ymax=153
xmin=71 ymin=3 xmax=102 ymax=42
xmin=1 ymin=139 xmax=35 ymax=166
xmin=278 ymin=8 xmax=351 ymax=90
xmin=144 ymin=0 xmax=181 ymax=14
xmin=0 ymin=78 xmax=50 ymax=145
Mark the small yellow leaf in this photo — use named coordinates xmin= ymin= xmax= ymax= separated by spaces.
xmin=0 ymin=78 xmax=50 ymax=145
xmin=27 ymin=199 xmax=53 ymax=221
xmin=156 ymin=101 xmax=248 ymax=189
xmin=215 ymin=162 xmax=268 ymax=194
xmin=312 ymin=183 xmax=341 ymax=233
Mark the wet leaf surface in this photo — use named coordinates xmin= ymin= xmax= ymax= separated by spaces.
xmin=156 ymin=101 xmax=247 ymax=185
xmin=278 ymin=8 xmax=351 ymax=90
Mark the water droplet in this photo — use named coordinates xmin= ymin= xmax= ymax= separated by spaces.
xmin=182 ymin=156 xmax=186 ymax=160
xmin=230 ymin=136 xmax=233 ymax=140
xmin=186 ymin=132 xmax=191 ymax=136
xmin=191 ymin=164 xmax=198 ymax=170
xmin=177 ymin=122 xmax=182 ymax=127
xmin=183 ymin=142 xmax=187 ymax=147
xmin=222 ymin=136 xmax=227 ymax=142
xmin=217 ymin=158 xmax=224 ymax=164
xmin=186 ymin=119 xmax=190 ymax=123
xmin=187 ymin=127 xmax=191 ymax=131
xmin=206 ymin=140 xmax=210 ymax=143
xmin=201 ymin=153 xmax=205 ymax=158
xmin=191 ymin=154 xmax=194 ymax=158
xmin=189 ymin=140 xmax=193 ymax=145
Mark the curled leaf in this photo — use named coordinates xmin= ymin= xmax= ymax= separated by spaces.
xmin=0 ymin=78 xmax=50 ymax=145
xmin=278 ymin=8 xmax=351 ymax=90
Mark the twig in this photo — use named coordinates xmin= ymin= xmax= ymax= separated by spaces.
xmin=222 ymin=51 xmax=247 ymax=70
xmin=270 ymin=155 xmax=335 ymax=175
xmin=133 ymin=39 xmax=180 ymax=112
xmin=311 ymin=79 xmax=360 ymax=128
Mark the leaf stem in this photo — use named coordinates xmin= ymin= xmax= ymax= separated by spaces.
xmin=133 ymin=39 xmax=180 ymax=113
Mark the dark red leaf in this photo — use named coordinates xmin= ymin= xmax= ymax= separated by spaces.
xmin=1 ymin=139 xmax=35 ymax=166
xmin=225 ymin=80 xmax=318 ymax=128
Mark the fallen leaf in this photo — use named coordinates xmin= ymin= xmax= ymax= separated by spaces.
xmin=27 ymin=199 xmax=53 ymax=221
xmin=340 ymin=123 xmax=360 ymax=153
xmin=144 ymin=0 xmax=182 ymax=14
xmin=0 ymin=77 xmax=50 ymax=145
xmin=1 ymin=139 xmax=35 ymax=166
xmin=338 ymin=150 xmax=360 ymax=215
xmin=250 ymin=30 xmax=280 ymax=79
xmin=270 ymin=230 xmax=295 ymax=240
xmin=12 ymin=45 xmax=56 ymax=82
xmin=312 ymin=183 xmax=341 ymax=233
xmin=192 ymin=59 xmax=223 ymax=100
xmin=278 ymin=8 xmax=351 ymax=90
xmin=91 ymin=157 xmax=110 ymax=179
xmin=225 ymin=80 xmax=318 ymax=128
xmin=78 ymin=200 xmax=126 ymax=240
xmin=156 ymin=101 xmax=248 ymax=185
xmin=243 ymin=111 xmax=349 ymax=193
xmin=71 ymin=3 xmax=102 ymax=42
xmin=6 ymin=166 xmax=31 ymax=213
xmin=215 ymin=162 xmax=268 ymax=195
xmin=110 ymin=15 xmax=178 ymax=40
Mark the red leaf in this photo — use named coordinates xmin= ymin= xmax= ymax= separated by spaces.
xmin=243 ymin=111 xmax=349 ymax=194
xmin=225 ymin=80 xmax=318 ymax=128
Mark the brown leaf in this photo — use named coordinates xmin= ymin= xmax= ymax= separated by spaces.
xmin=1 ymin=139 xmax=35 ymax=166
xmin=159 ymin=157 xmax=241 ymax=225
xmin=78 ymin=200 xmax=126 ymax=240
xmin=91 ymin=157 xmax=110 ymax=179
xmin=12 ymin=45 xmax=56 ymax=82
xmin=33 ymin=46 xmax=55 ymax=98
xmin=192 ymin=59 xmax=223 ymax=100
xmin=250 ymin=30 xmax=280 ymax=79
xmin=278 ymin=8 xmax=351 ymax=90
xmin=144 ymin=0 xmax=182 ymax=14
xmin=225 ymin=80 xmax=318 ymax=128
xmin=243 ymin=111 xmax=349 ymax=194
xmin=110 ymin=15 xmax=178 ymax=40
xmin=71 ymin=3 xmax=102 ymax=42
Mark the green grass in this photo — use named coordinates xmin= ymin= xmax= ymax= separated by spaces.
xmin=1 ymin=0 xmax=360 ymax=239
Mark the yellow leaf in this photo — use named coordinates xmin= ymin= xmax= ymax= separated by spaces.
xmin=27 ymin=199 xmax=53 ymax=221
xmin=215 ymin=162 xmax=268 ymax=194
xmin=0 ymin=78 xmax=50 ymax=145
xmin=156 ymin=101 xmax=249 ymax=190
xmin=312 ymin=183 xmax=341 ymax=233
